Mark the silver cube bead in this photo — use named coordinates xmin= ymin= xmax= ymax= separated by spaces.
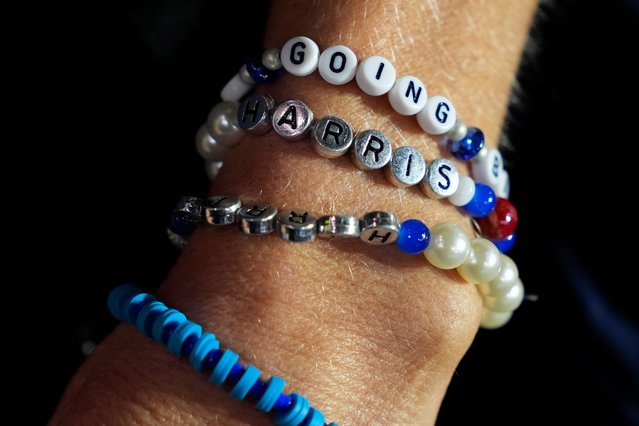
xmin=237 ymin=204 xmax=278 ymax=235
xmin=359 ymin=211 xmax=400 ymax=245
xmin=350 ymin=130 xmax=393 ymax=170
xmin=237 ymin=94 xmax=274 ymax=135
xmin=272 ymin=99 xmax=314 ymax=141
xmin=311 ymin=115 xmax=354 ymax=158
xmin=278 ymin=209 xmax=317 ymax=242
xmin=316 ymin=215 xmax=360 ymax=238
xmin=420 ymin=158 xmax=460 ymax=199
xmin=203 ymin=196 xmax=242 ymax=225
xmin=384 ymin=146 xmax=426 ymax=188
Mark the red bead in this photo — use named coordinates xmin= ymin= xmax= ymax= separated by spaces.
xmin=477 ymin=198 xmax=518 ymax=240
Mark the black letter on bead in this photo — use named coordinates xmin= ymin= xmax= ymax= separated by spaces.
xmin=362 ymin=135 xmax=385 ymax=163
xmin=329 ymin=51 xmax=347 ymax=73
xmin=435 ymin=102 xmax=450 ymax=124
xmin=290 ymin=41 xmax=306 ymax=65
xmin=375 ymin=62 xmax=385 ymax=80
xmin=288 ymin=211 xmax=308 ymax=224
xmin=277 ymin=105 xmax=298 ymax=129
xmin=322 ymin=120 xmax=344 ymax=145
xmin=437 ymin=164 xmax=452 ymax=190
xmin=240 ymin=99 xmax=260 ymax=125
xmin=492 ymin=156 xmax=500 ymax=178
xmin=405 ymin=80 xmax=423 ymax=104
xmin=405 ymin=154 xmax=413 ymax=177
xmin=209 ymin=196 xmax=227 ymax=206
xmin=247 ymin=205 xmax=269 ymax=217
xmin=367 ymin=230 xmax=391 ymax=243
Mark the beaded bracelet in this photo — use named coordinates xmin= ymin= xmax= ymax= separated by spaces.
xmin=167 ymin=195 xmax=524 ymax=329
xmin=107 ymin=285 xmax=337 ymax=426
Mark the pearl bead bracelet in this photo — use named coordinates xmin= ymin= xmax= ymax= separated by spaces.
xmin=168 ymin=195 xmax=525 ymax=329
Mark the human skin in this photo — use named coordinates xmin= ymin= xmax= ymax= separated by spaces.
xmin=52 ymin=1 xmax=537 ymax=424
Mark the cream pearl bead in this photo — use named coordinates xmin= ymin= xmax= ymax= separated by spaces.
xmin=484 ymin=279 xmax=525 ymax=312
xmin=424 ymin=222 xmax=471 ymax=270
xmin=480 ymin=308 xmax=512 ymax=329
xmin=457 ymin=238 xmax=501 ymax=283
xmin=481 ymin=255 xmax=519 ymax=297
xmin=206 ymin=101 xmax=242 ymax=147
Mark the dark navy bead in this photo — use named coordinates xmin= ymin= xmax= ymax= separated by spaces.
xmin=463 ymin=183 xmax=496 ymax=218
xmin=246 ymin=53 xmax=283 ymax=84
xmin=493 ymin=232 xmax=516 ymax=253
xmin=273 ymin=392 xmax=293 ymax=411
xmin=449 ymin=127 xmax=484 ymax=160
xmin=396 ymin=219 xmax=430 ymax=254
xmin=167 ymin=212 xmax=196 ymax=237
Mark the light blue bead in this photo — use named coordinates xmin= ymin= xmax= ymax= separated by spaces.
xmin=230 ymin=364 xmax=261 ymax=400
xmin=301 ymin=407 xmax=325 ymax=426
xmin=210 ymin=349 xmax=239 ymax=386
xmin=167 ymin=321 xmax=203 ymax=356
xmin=107 ymin=284 xmax=141 ymax=321
xmin=135 ymin=301 xmax=167 ymax=337
xmin=255 ymin=376 xmax=286 ymax=413
xmin=123 ymin=293 xmax=156 ymax=324
xmin=396 ymin=219 xmax=430 ymax=254
xmin=274 ymin=393 xmax=310 ymax=426
xmin=189 ymin=332 xmax=220 ymax=372
xmin=493 ymin=232 xmax=516 ymax=253
xmin=151 ymin=309 xmax=187 ymax=344
xmin=449 ymin=127 xmax=484 ymax=160
xmin=463 ymin=183 xmax=496 ymax=218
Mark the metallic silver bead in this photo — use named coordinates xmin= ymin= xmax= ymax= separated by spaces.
xmin=237 ymin=94 xmax=274 ymax=135
xmin=166 ymin=228 xmax=188 ymax=249
xmin=350 ymin=130 xmax=393 ymax=170
xmin=203 ymin=196 xmax=242 ymax=225
xmin=447 ymin=119 xmax=467 ymax=143
xmin=262 ymin=48 xmax=282 ymax=71
xmin=206 ymin=101 xmax=243 ymax=147
xmin=237 ymin=204 xmax=278 ymax=235
xmin=272 ymin=99 xmax=313 ymax=141
xmin=195 ymin=124 xmax=229 ymax=161
xmin=278 ymin=209 xmax=317 ymax=242
xmin=311 ymin=116 xmax=354 ymax=158
xmin=420 ymin=158 xmax=460 ymax=199
xmin=205 ymin=161 xmax=223 ymax=181
xmin=238 ymin=64 xmax=254 ymax=84
xmin=174 ymin=196 xmax=203 ymax=223
xmin=316 ymin=215 xmax=360 ymax=238
xmin=384 ymin=146 xmax=426 ymax=188
xmin=359 ymin=211 xmax=400 ymax=245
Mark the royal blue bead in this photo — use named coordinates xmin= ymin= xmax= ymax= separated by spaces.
xmin=210 ymin=349 xmax=239 ymax=386
xmin=123 ymin=292 xmax=156 ymax=324
xmin=151 ymin=309 xmax=187 ymax=343
xmin=246 ymin=54 xmax=282 ymax=84
xmin=167 ymin=212 xmax=196 ymax=237
xmin=135 ymin=301 xmax=167 ymax=337
xmin=274 ymin=393 xmax=310 ymax=426
xmin=231 ymin=364 xmax=262 ymax=401
xmin=449 ymin=127 xmax=484 ymax=160
xmin=167 ymin=321 xmax=202 ymax=356
xmin=228 ymin=363 xmax=245 ymax=385
xmin=189 ymin=332 xmax=220 ymax=372
xmin=107 ymin=284 xmax=141 ymax=322
xmin=256 ymin=377 xmax=287 ymax=413
xmin=301 ymin=408 xmax=325 ymax=426
xmin=396 ymin=219 xmax=431 ymax=254
xmin=493 ymin=232 xmax=516 ymax=253
xmin=463 ymin=183 xmax=496 ymax=218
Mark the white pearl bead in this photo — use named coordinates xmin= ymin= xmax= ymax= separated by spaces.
xmin=448 ymin=175 xmax=476 ymax=207
xmin=482 ymin=255 xmax=519 ymax=297
xmin=484 ymin=279 xmax=525 ymax=312
xmin=416 ymin=95 xmax=457 ymax=135
xmin=206 ymin=102 xmax=243 ymax=147
xmin=480 ymin=308 xmax=512 ymax=329
xmin=220 ymin=67 xmax=254 ymax=102
xmin=471 ymin=148 xmax=503 ymax=190
xmin=424 ymin=223 xmax=471 ymax=270
xmin=318 ymin=45 xmax=358 ymax=85
xmin=388 ymin=75 xmax=428 ymax=116
xmin=495 ymin=169 xmax=510 ymax=199
xmin=355 ymin=56 xmax=396 ymax=96
xmin=447 ymin=119 xmax=467 ymax=143
xmin=262 ymin=48 xmax=282 ymax=71
xmin=205 ymin=161 xmax=223 ymax=181
xmin=194 ymin=124 xmax=229 ymax=161
xmin=457 ymin=238 xmax=501 ymax=283
xmin=281 ymin=36 xmax=320 ymax=77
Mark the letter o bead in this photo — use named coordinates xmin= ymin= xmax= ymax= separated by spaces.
xmin=416 ymin=95 xmax=457 ymax=135
xmin=318 ymin=45 xmax=358 ymax=85
xmin=281 ymin=36 xmax=320 ymax=77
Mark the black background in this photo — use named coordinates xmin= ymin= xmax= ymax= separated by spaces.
xmin=8 ymin=0 xmax=639 ymax=424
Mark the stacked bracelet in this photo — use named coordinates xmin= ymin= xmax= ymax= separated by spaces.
xmin=167 ymin=195 xmax=525 ymax=329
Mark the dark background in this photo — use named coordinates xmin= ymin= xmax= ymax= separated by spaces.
xmin=9 ymin=0 xmax=638 ymax=424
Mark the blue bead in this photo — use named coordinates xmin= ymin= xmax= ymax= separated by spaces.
xmin=493 ymin=232 xmax=516 ymax=253
xmin=301 ymin=407 xmax=325 ymax=426
xmin=107 ymin=284 xmax=141 ymax=322
xmin=273 ymin=392 xmax=293 ymax=411
xmin=228 ymin=363 xmax=245 ymax=385
xmin=189 ymin=332 xmax=220 ymax=372
xmin=246 ymin=54 xmax=282 ymax=84
xmin=210 ymin=349 xmax=239 ymax=386
xmin=274 ymin=393 xmax=310 ymax=426
xmin=396 ymin=219 xmax=430 ymax=254
xmin=123 ymin=292 xmax=156 ymax=324
xmin=135 ymin=301 xmax=167 ymax=337
xmin=151 ymin=309 xmax=187 ymax=344
xmin=256 ymin=377 xmax=287 ymax=412
xmin=463 ymin=183 xmax=496 ymax=218
xmin=167 ymin=321 xmax=202 ymax=356
xmin=167 ymin=212 xmax=196 ymax=237
xmin=231 ymin=364 xmax=262 ymax=401
xmin=449 ymin=127 xmax=484 ymax=160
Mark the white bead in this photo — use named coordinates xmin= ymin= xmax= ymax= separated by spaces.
xmin=220 ymin=68 xmax=255 ymax=102
xmin=481 ymin=255 xmax=519 ymax=297
xmin=447 ymin=119 xmax=467 ymax=143
xmin=262 ymin=48 xmax=282 ymax=71
xmin=318 ymin=45 xmax=357 ymax=85
xmin=448 ymin=175 xmax=476 ymax=207
xmin=484 ymin=279 xmax=524 ymax=312
xmin=355 ymin=56 xmax=396 ymax=96
xmin=281 ymin=36 xmax=320 ymax=77
xmin=206 ymin=102 xmax=243 ymax=147
xmin=416 ymin=95 xmax=457 ymax=135
xmin=205 ymin=161 xmax=223 ymax=181
xmin=480 ymin=308 xmax=512 ymax=329
xmin=195 ymin=124 xmax=229 ymax=161
xmin=424 ymin=222 xmax=471 ymax=270
xmin=495 ymin=169 xmax=510 ymax=199
xmin=457 ymin=238 xmax=501 ymax=284
xmin=388 ymin=75 xmax=428 ymax=116
xmin=471 ymin=148 xmax=503 ymax=190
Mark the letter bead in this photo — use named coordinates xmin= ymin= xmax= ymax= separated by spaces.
xmin=350 ymin=130 xmax=393 ymax=170
xmin=281 ymin=36 xmax=320 ymax=77
xmin=272 ymin=99 xmax=314 ymax=141
xmin=237 ymin=205 xmax=278 ymax=235
xmin=318 ymin=45 xmax=358 ymax=85
xmin=278 ymin=210 xmax=317 ymax=242
xmin=420 ymin=158 xmax=460 ymax=199
xmin=359 ymin=211 xmax=400 ymax=245
xmin=311 ymin=116 xmax=354 ymax=158
xmin=237 ymin=94 xmax=274 ymax=135
xmin=471 ymin=148 xmax=503 ymax=189
xmin=316 ymin=215 xmax=360 ymax=238
xmin=388 ymin=75 xmax=428 ymax=116
xmin=203 ymin=196 xmax=242 ymax=226
xmin=356 ymin=56 xmax=396 ymax=96
xmin=416 ymin=95 xmax=457 ymax=135
xmin=384 ymin=146 xmax=426 ymax=188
